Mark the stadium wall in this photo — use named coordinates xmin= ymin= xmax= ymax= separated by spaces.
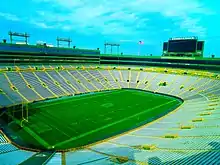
xmin=0 ymin=43 xmax=100 ymax=56
xmin=0 ymin=53 xmax=220 ymax=71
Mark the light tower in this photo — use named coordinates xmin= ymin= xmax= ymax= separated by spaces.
xmin=56 ymin=37 xmax=72 ymax=48
xmin=104 ymin=42 xmax=120 ymax=54
xmin=8 ymin=31 xmax=30 ymax=44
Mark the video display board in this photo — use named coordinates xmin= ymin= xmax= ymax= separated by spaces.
xmin=197 ymin=41 xmax=204 ymax=51
xmin=168 ymin=39 xmax=197 ymax=53
xmin=163 ymin=42 xmax=168 ymax=51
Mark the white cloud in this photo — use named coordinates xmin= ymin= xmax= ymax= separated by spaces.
xmin=119 ymin=39 xmax=153 ymax=46
xmin=176 ymin=17 xmax=206 ymax=36
xmin=163 ymin=29 xmax=171 ymax=32
xmin=0 ymin=12 xmax=20 ymax=21
xmin=30 ymin=21 xmax=55 ymax=29
xmin=30 ymin=0 xmax=212 ymax=37
xmin=119 ymin=40 xmax=137 ymax=43
xmin=126 ymin=0 xmax=211 ymax=36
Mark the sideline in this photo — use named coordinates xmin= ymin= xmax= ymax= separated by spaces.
xmin=8 ymin=113 xmax=51 ymax=149
xmin=33 ymin=89 xmax=123 ymax=108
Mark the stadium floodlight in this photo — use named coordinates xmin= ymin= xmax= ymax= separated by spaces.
xmin=104 ymin=41 xmax=120 ymax=55
xmin=57 ymin=37 xmax=72 ymax=48
xmin=8 ymin=31 xmax=30 ymax=44
xmin=57 ymin=37 xmax=72 ymax=42
xmin=8 ymin=31 xmax=30 ymax=37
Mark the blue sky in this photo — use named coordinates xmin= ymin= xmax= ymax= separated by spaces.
xmin=0 ymin=0 xmax=220 ymax=57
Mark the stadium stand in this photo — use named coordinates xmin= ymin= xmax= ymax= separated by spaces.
xmin=65 ymin=150 xmax=108 ymax=164
xmin=0 ymin=143 xmax=18 ymax=153
xmin=46 ymin=153 xmax=62 ymax=165
xmin=22 ymin=72 xmax=54 ymax=99
xmin=0 ymin=134 xmax=8 ymax=143
xmin=0 ymin=65 xmax=219 ymax=164
xmin=0 ymin=150 xmax=34 ymax=165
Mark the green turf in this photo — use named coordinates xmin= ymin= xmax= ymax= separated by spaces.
xmin=8 ymin=89 xmax=182 ymax=150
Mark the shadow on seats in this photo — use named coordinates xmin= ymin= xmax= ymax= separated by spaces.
xmin=148 ymin=142 xmax=220 ymax=165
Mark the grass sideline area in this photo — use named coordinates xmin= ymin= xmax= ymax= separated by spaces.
xmin=6 ymin=89 xmax=182 ymax=150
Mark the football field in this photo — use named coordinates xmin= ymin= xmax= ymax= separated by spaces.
xmin=8 ymin=89 xmax=182 ymax=150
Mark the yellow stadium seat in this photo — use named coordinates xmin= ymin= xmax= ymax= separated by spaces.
xmin=192 ymin=118 xmax=204 ymax=122
xmin=164 ymin=134 xmax=178 ymax=138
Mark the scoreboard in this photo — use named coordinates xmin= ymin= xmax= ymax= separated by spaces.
xmin=163 ymin=37 xmax=204 ymax=57
xmin=168 ymin=39 xmax=197 ymax=52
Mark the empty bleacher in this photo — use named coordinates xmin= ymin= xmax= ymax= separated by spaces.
xmin=0 ymin=143 xmax=18 ymax=154
xmin=0 ymin=65 xmax=219 ymax=164
xmin=0 ymin=134 xmax=7 ymax=143
xmin=0 ymin=150 xmax=34 ymax=165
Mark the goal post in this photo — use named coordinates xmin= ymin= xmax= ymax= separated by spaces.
xmin=20 ymin=102 xmax=29 ymax=127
